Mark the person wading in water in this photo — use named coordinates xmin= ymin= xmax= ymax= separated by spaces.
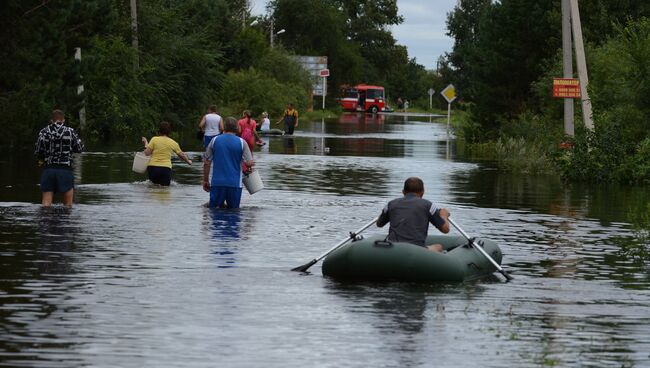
xmin=141 ymin=121 xmax=193 ymax=186
xmin=275 ymin=102 xmax=299 ymax=135
xmin=35 ymin=109 xmax=84 ymax=207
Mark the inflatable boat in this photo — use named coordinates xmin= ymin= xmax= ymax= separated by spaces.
xmin=258 ymin=129 xmax=284 ymax=136
xmin=321 ymin=234 xmax=503 ymax=282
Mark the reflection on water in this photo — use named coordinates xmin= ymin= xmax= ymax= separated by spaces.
xmin=145 ymin=185 xmax=173 ymax=204
xmin=282 ymin=137 xmax=298 ymax=155
xmin=206 ymin=208 xmax=242 ymax=268
xmin=208 ymin=208 xmax=242 ymax=241
xmin=0 ymin=113 xmax=649 ymax=367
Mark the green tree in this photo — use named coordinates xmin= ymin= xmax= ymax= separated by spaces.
xmin=270 ymin=0 xmax=364 ymax=92
xmin=445 ymin=0 xmax=492 ymax=94
xmin=0 ymin=0 xmax=120 ymax=146
xmin=446 ymin=0 xmax=558 ymax=137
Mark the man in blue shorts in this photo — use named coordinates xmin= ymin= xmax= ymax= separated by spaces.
xmin=202 ymin=117 xmax=254 ymax=209
xmin=34 ymin=109 xmax=84 ymax=207
xmin=376 ymin=177 xmax=450 ymax=252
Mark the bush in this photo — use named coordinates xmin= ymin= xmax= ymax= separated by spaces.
xmin=83 ymin=36 xmax=162 ymax=140
xmin=553 ymin=116 xmax=650 ymax=183
xmin=493 ymin=137 xmax=554 ymax=174
xmin=625 ymin=137 xmax=650 ymax=183
xmin=220 ymin=68 xmax=309 ymax=118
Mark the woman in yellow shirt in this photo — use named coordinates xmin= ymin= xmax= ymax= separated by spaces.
xmin=141 ymin=121 xmax=192 ymax=186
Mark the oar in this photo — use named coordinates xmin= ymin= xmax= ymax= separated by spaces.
xmin=292 ymin=217 xmax=378 ymax=272
xmin=447 ymin=217 xmax=513 ymax=281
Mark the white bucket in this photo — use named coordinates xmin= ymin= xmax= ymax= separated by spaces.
xmin=243 ymin=169 xmax=264 ymax=194
xmin=132 ymin=152 xmax=151 ymax=173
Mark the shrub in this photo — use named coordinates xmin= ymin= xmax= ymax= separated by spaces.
xmin=83 ymin=36 xmax=162 ymax=140
xmin=553 ymin=116 xmax=648 ymax=183
xmin=220 ymin=68 xmax=309 ymax=118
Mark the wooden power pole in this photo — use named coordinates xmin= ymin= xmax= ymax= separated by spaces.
xmin=130 ymin=0 xmax=139 ymax=69
xmin=570 ymin=0 xmax=594 ymax=131
xmin=74 ymin=48 xmax=86 ymax=130
xmin=561 ymin=0 xmax=574 ymax=136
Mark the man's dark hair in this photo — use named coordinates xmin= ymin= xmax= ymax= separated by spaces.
xmin=158 ymin=121 xmax=172 ymax=136
xmin=51 ymin=109 xmax=64 ymax=120
xmin=208 ymin=105 xmax=217 ymax=113
xmin=403 ymin=177 xmax=424 ymax=193
xmin=223 ymin=117 xmax=238 ymax=132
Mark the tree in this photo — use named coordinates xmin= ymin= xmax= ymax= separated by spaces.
xmin=0 ymin=0 xmax=120 ymax=145
xmin=445 ymin=0 xmax=492 ymax=94
xmin=270 ymin=0 xmax=364 ymax=92
xmin=445 ymin=0 xmax=558 ymax=136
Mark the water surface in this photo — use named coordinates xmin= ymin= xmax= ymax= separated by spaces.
xmin=1 ymin=112 xmax=649 ymax=367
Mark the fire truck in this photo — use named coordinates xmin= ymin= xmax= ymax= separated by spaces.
xmin=339 ymin=84 xmax=386 ymax=113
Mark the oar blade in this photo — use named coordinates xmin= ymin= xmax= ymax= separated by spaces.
xmin=448 ymin=216 xmax=513 ymax=282
xmin=290 ymin=217 xmax=379 ymax=273
xmin=500 ymin=269 xmax=514 ymax=281
xmin=291 ymin=259 xmax=317 ymax=273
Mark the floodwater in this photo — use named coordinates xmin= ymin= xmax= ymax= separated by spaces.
xmin=1 ymin=113 xmax=649 ymax=367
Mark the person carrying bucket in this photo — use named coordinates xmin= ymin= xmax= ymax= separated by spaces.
xmin=141 ymin=121 xmax=192 ymax=186
xmin=203 ymin=117 xmax=254 ymax=209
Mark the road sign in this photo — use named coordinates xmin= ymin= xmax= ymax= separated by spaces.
xmin=552 ymin=78 xmax=581 ymax=98
xmin=441 ymin=84 xmax=457 ymax=103
xmin=319 ymin=69 xmax=330 ymax=77
xmin=428 ymin=88 xmax=435 ymax=109
xmin=293 ymin=56 xmax=328 ymax=96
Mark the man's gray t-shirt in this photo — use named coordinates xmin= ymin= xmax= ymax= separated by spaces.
xmin=376 ymin=193 xmax=446 ymax=247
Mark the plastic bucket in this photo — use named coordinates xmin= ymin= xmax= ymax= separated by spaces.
xmin=243 ymin=169 xmax=264 ymax=194
xmin=132 ymin=152 xmax=151 ymax=173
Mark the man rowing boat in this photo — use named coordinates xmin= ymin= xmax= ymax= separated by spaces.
xmin=376 ymin=177 xmax=450 ymax=252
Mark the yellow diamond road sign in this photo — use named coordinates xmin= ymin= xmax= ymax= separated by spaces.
xmin=441 ymin=84 xmax=457 ymax=103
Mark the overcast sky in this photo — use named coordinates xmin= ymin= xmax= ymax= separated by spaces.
xmin=249 ymin=0 xmax=457 ymax=70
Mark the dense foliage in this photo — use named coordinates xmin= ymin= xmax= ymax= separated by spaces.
xmin=0 ymin=0 xmax=439 ymax=147
xmin=445 ymin=0 xmax=650 ymax=183
xmin=269 ymin=0 xmax=441 ymax=105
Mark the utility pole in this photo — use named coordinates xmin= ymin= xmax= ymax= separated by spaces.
xmin=242 ymin=0 xmax=250 ymax=28
xmin=74 ymin=48 xmax=86 ymax=130
xmin=570 ymin=0 xmax=593 ymax=131
xmin=561 ymin=0 xmax=574 ymax=136
xmin=269 ymin=19 xmax=285 ymax=49
xmin=270 ymin=18 xmax=275 ymax=48
xmin=130 ymin=0 xmax=139 ymax=69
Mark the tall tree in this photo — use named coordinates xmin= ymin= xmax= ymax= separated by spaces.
xmin=270 ymin=0 xmax=364 ymax=93
xmin=446 ymin=0 xmax=558 ymax=136
xmin=445 ymin=0 xmax=492 ymax=95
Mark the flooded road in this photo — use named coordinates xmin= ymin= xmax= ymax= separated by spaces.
xmin=1 ymin=113 xmax=649 ymax=367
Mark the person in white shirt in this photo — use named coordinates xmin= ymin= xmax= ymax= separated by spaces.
xmin=198 ymin=105 xmax=223 ymax=148
xmin=259 ymin=112 xmax=271 ymax=131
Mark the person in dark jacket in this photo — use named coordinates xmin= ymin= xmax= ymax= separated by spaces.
xmin=34 ymin=109 xmax=84 ymax=207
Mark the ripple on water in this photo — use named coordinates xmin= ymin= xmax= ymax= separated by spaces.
xmin=0 ymin=116 xmax=649 ymax=367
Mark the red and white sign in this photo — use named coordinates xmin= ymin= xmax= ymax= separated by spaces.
xmin=319 ymin=69 xmax=330 ymax=77
xmin=553 ymin=78 xmax=581 ymax=98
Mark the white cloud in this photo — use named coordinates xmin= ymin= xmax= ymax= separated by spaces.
xmin=394 ymin=0 xmax=456 ymax=68
xmin=249 ymin=0 xmax=267 ymax=15
xmin=249 ymin=0 xmax=456 ymax=69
